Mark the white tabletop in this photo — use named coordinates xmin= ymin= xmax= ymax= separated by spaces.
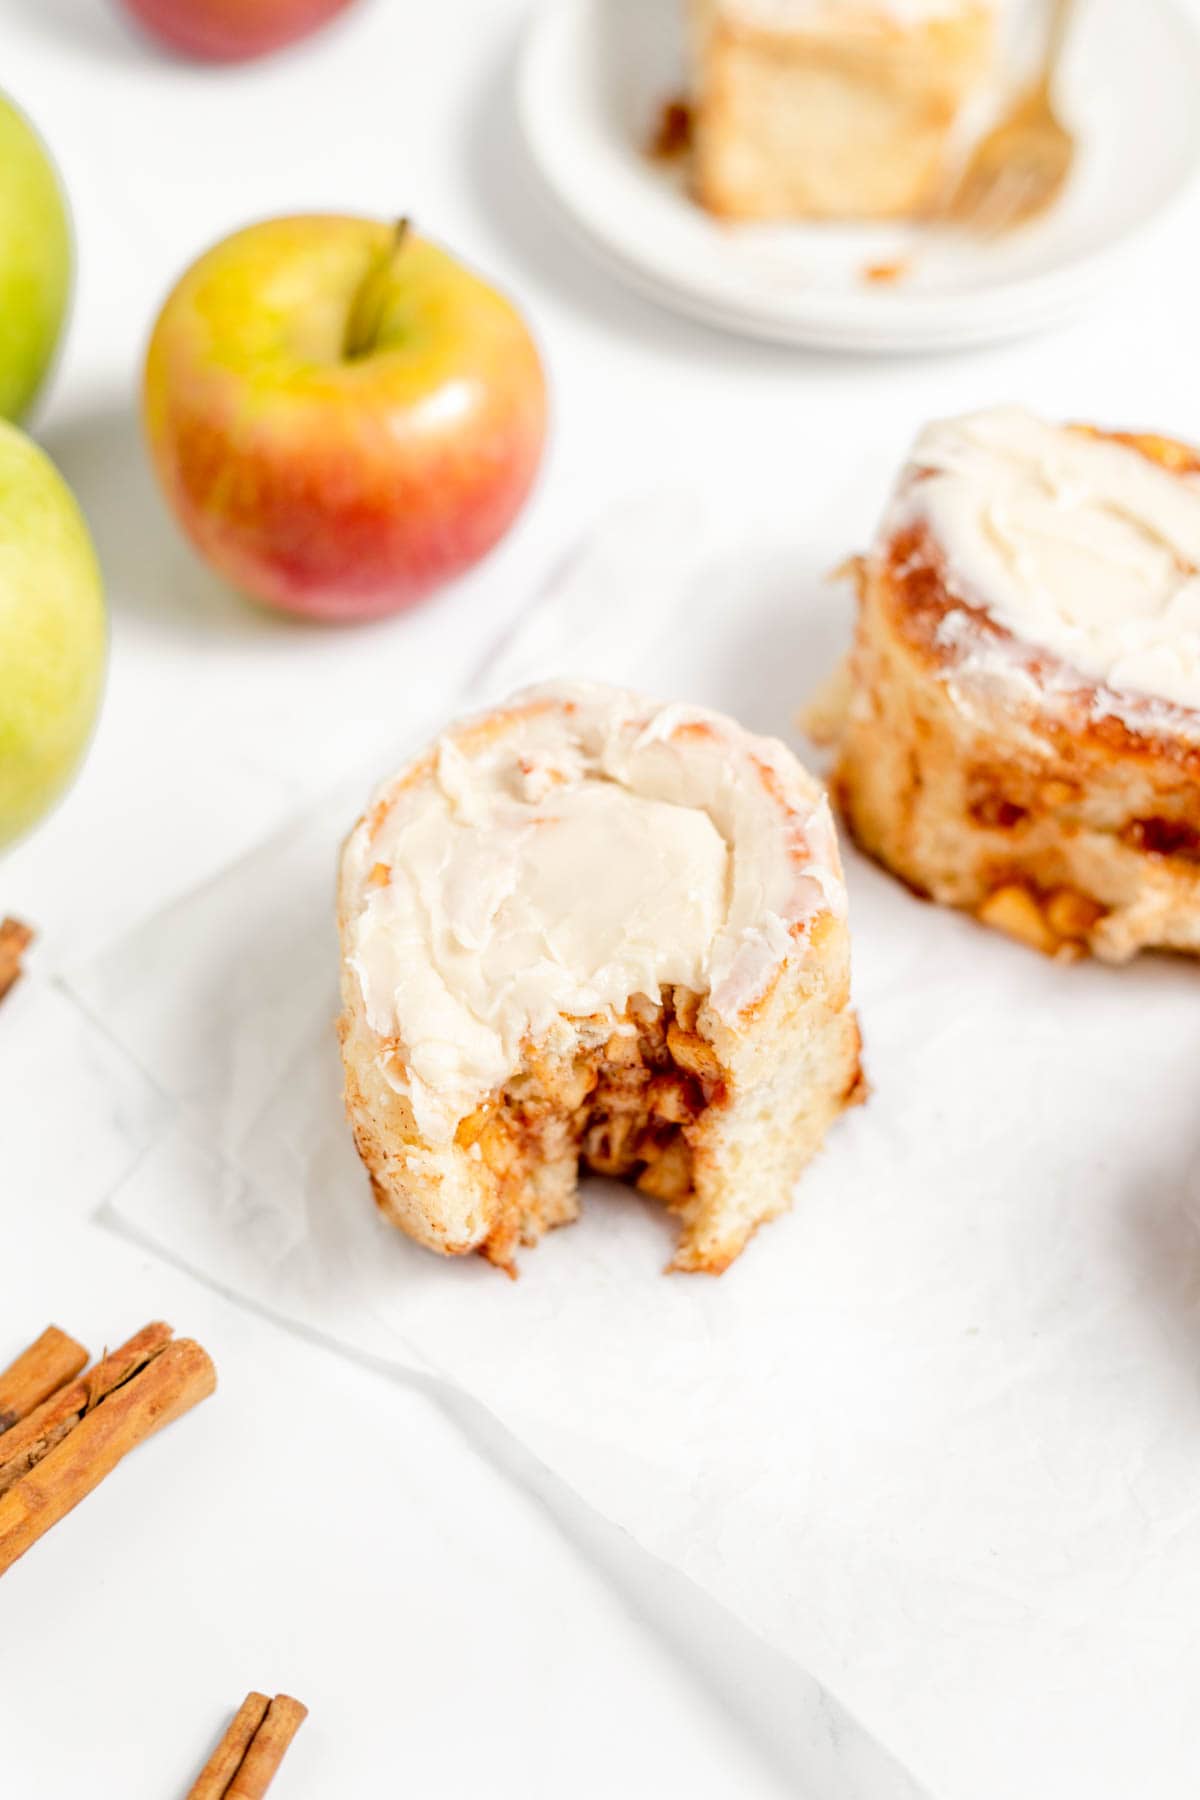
xmin=4 ymin=1 xmax=1200 ymax=1793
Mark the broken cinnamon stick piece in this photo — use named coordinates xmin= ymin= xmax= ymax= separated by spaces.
xmin=0 ymin=1322 xmax=173 ymax=1498
xmin=187 ymin=1693 xmax=272 ymax=1800
xmin=0 ymin=916 xmax=33 ymax=1003
xmin=0 ymin=1336 xmax=216 ymax=1577
xmin=0 ymin=1326 xmax=89 ymax=1434
xmin=226 ymin=1695 xmax=308 ymax=1799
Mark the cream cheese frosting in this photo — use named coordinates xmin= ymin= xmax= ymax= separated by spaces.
xmin=885 ymin=408 xmax=1200 ymax=716
xmin=341 ymin=683 xmax=842 ymax=1143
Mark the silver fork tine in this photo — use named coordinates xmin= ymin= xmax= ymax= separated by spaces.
xmin=975 ymin=168 xmax=1032 ymax=236
xmin=933 ymin=0 xmax=1078 ymax=236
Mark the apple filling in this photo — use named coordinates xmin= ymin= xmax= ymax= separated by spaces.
xmin=453 ymin=986 xmax=727 ymax=1269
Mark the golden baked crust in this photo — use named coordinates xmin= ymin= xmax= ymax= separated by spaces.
xmin=688 ymin=0 xmax=994 ymax=221
xmin=826 ymin=430 xmax=1200 ymax=962
xmin=342 ymin=978 xmax=863 ymax=1277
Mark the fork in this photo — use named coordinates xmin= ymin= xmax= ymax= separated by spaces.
xmin=938 ymin=0 xmax=1078 ymax=235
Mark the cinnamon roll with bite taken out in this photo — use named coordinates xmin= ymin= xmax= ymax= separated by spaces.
xmin=338 ymin=682 xmax=862 ymax=1274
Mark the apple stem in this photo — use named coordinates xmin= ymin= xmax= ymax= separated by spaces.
xmin=343 ymin=218 xmax=411 ymax=360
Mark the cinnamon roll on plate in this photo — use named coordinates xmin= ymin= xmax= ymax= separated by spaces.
xmin=687 ymin=0 xmax=996 ymax=222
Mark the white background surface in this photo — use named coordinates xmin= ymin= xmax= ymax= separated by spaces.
xmin=4 ymin=1 xmax=1200 ymax=1794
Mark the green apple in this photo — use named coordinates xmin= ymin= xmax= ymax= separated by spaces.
xmin=0 ymin=95 xmax=72 ymax=423
xmin=0 ymin=421 xmax=105 ymax=847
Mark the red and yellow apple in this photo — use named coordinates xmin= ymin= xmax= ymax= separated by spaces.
xmin=118 ymin=0 xmax=356 ymax=61
xmin=143 ymin=216 xmax=547 ymax=623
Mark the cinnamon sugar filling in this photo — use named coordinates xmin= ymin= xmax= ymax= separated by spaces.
xmin=456 ymin=987 xmax=727 ymax=1235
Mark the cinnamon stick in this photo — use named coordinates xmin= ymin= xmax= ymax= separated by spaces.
xmin=189 ymin=1693 xmax=308 ymax=1799
xmin=0 ymin=1322 xmax=172 ymax=1498
xmin=0 ymin=916 xmax=33 ymax=1003
xmin=187 ymin=1693 xmax=271 ymax=1799
xmin=226 ymin=1695 xmax=308 ymax=1798
xmin=0 ymin=1335 xmax=215 ymax=1577
xmin=0 ymin=1326 xmax=89 ymax=1433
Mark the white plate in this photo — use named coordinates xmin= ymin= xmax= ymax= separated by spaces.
xmin=517 ymin=0 xmax=1200 ymax=351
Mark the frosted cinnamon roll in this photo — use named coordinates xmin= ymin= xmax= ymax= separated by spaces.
xmin=687 ymin=0 xmax=995 ymax=221
xmin=821 ymin=407 xmax=1200 ymax=962
xmin=337 ymin=682 xmax=862 ymax=1274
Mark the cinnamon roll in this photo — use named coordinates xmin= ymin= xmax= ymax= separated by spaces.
xmin=824 ymin=408 xmax=1200 ymax=962
xmin=338 ymin=682 xmax=862 ymax=1274
xmin=687 ymin=0 xmax=995 ymax=221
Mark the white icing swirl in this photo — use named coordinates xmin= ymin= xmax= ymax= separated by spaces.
xmin=341 ymin=682 xmax=842 ymax=1142
xmin=885 ymin=408 xmax=1200 ymax=715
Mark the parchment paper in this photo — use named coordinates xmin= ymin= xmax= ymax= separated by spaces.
xmin=69 ymin=491 xmax=1200 ymax=1800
